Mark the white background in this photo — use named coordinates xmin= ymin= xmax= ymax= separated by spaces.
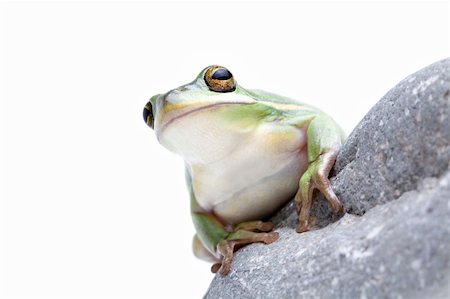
xmin=1 ymin=1 xmax=449 ymax=298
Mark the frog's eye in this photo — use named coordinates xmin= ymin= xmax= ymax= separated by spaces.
xmin=143 ymin=101 xmax=154 ymax=129
xmin=204 ymin=66 xmax=236 ymax=93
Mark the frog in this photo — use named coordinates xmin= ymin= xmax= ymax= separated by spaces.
xmin=143 ymin=65 xmax=345 ymax=275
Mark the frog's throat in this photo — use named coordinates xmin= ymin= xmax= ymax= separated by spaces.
xmin=157 ymin=102 xmax=254 ymax=137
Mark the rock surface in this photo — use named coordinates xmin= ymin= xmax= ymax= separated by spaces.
xmin=205 ymin=58 xmax=450 ymax=299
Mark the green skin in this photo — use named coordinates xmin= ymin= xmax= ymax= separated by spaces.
xmin=144 ymin=66 xmax=345 ymax=275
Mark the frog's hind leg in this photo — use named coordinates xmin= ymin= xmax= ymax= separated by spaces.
xmin=187 ymin=167 xmax=279 ymax=275
xmin=234 ymin=220 xmax=275 ymax=232
xmin=212 ymin=229 xmax=279 ymax=275
xmin=192 ymin=214 xmax=279 ymax=275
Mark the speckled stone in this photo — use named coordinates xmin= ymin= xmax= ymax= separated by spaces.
xmin=204 ymin=59 xmax=450 ymax=299
xmin=333 ymin=58 xmax=450 ymax=216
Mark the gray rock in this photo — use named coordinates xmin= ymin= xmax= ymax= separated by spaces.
xmin=333 ymin=58 xmax=450 ymax=216
xmin=206 ymin=174 xmax=450 ymax=299
xmin=205 ymin=58 xmax=450 ymax=299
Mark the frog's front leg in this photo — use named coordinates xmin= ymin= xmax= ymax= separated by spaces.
xmin=294 ymin=115 xmax=345 ymax=233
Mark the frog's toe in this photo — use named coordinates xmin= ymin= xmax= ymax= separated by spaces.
xmin=262 ymin=231 xmax=279 ymax=243
xmin=296 ymin=216 xmax=316 ymax=233
xmin=211 ymin=262 xmax=222 ymax=274
xmin=210 ymin=260 xmax=231 ymax=275
xmin=218 ymin=261 xmax=232 ymax=275
xmin=315 ymin=176 xmax=343 ymax=215
xmin=328 ymin=192 xmax=343 ymax=214
xmin=296 ymin=221 xmax=309 ymax=233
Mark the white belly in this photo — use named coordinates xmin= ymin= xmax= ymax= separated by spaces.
xmin=190 ymin=123 xmax=308 ymax=225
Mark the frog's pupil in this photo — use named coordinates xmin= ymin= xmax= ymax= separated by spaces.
xmin=212 ymin=68 xmax=232 ymax=80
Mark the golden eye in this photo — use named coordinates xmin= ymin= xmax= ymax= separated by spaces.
xmin=204 ymin=65 xmax=236 ymax=93
xmin=143 ymin=101 xmax=154 ymax=129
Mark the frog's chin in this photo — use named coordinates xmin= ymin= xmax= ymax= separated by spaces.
xmin=157 ymin=103 xmax=217 ymax=134
xmin=157 ymin=102 xmax=249 ymax=135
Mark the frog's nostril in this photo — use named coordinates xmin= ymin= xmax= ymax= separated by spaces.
xmin=143 ymin=102 xmax=154 ymax=129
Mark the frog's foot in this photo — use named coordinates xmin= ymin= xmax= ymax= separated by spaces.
xmin=234 ymin=220 xmax=275 ymax=232
xmin=212 ymin=229 xmax=279 ymax=275
xmin=295 ymin=149 xmax=343 ymax=233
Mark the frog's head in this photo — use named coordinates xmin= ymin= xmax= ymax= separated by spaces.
xmin=143 ymin=66 xmax=258 ymax=162
xmin=143 ymin=65 xmax=247 ymax=131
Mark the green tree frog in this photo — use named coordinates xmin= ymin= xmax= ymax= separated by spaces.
xmin=143 ymin=66 xmax=345 ymax=275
